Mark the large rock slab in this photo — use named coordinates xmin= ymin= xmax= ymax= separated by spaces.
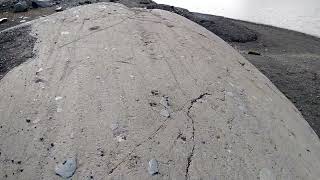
xmin=0 ymin=3 xmax=319 ymax=179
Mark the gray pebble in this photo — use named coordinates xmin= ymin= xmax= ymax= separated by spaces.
xmin=148 ymin=159 xmax=159 ymax=176
xmin=55 ymin=157 xmax=77 ymax=178
xmin=160 ymin=109 xmax=170 ymax=118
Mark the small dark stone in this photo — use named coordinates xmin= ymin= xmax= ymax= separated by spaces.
xmin=180 ymin=136 xmax=186 ymax=141
xmin=239 ymin=61 xmax=245 ymax=66
xmin=90 ymin=175 xmax=94 ymax=179
xmin=89 ymin=26 xmax=100 ymax=31
xmin=248 ymin=51 xmax=261 ymax=56
xmin=17 ymin=161 xmax=22 ymax=164
xmin=149 ymin=102 xmax=157 ymax=107
xmin=151 ymin=90 xmax=159 ymax=96
xmin=26 ymin=119 xmax=31 ymax=123
xmin=306 ymin=149 xmax=311 ymax=152
xmin=20 ymin=169 xmax=24 ymax=172
xmin=100 ymin=151 xmax=104 ymax=157
xmin=51 ymin=143 xmax=54 ymax=147
xmin=39 ymin=137 xmax=44 ymax=141
xmin=201 ymin=141 xmax=206 ymax=144
xmin=35 ymin=78 xmax=44 ymax=83
xmin=11 ymin=160 xmax=14 ymax=163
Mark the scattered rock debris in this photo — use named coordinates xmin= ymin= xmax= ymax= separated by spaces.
xmin=149 ymin=102 xmax=157 ymax=107
xmin=110 ymin=122 xmax=128 ymax=142
xmin=148 ymin=159 xmax=159 ymax=176
xmin=160 ymin=96 xmax=169 ymax=108
xmin=55 ymin=157 xmax=77 ymax=178
xmin=151 ymin=90 xmax=159 ymax=96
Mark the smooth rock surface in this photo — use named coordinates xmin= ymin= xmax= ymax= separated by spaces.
xmin=55 ymin=157 xmax=77 ymax=178
xmin=0 ymin=3 xmax=320 ymax=180
xmin=148 ymin=159 xmax=159 ymax=175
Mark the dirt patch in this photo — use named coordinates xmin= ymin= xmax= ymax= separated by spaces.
xmin=0 ymin=24 xmax=37 ymax=80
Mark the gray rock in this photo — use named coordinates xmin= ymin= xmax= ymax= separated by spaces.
xmin=55 ymin=6 xmax=63 ymax=12
xmin=32 ymin=0 xmax=53 ymax=8
xmin=148 ymin=159 xmax=159 ymax=175
xmin=14 ymin=1 xmax=28 ymax=12
xmin=160 ymin=109 xmax=170 ymax=118
xmin=160 ymin=96 xmax=169 ymax=108
xmin=0 ymin=18 xmax=8 ymax=24
xmin=248 ymin=51 xmax=261 ymax=56
xmin=55 ymin=157 xmax=77 ymax=178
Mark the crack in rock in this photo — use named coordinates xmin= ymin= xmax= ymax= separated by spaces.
xmin=185 ymin=93 xmax=211 ymax=180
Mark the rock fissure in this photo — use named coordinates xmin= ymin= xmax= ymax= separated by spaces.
xmin=185 ymin=93 xmax=211 ymax=179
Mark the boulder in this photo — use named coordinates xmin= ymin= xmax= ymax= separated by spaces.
xmin=0 ymin=3 xmax=319 ymax=179
xmin=14 ymin=1 xmax=28 ymax=12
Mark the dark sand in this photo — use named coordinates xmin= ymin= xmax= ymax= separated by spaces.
xmin=0 ymin=0 xmax=319 ymax=137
